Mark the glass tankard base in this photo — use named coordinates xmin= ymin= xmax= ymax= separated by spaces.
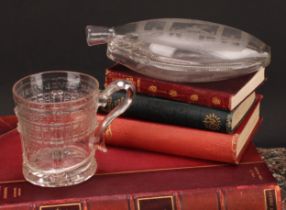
xmin=22 ymin=147 xmax=97 ymax=187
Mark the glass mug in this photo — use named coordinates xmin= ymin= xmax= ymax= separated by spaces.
xmin=12 ymin=71 xmax=135 ymax=187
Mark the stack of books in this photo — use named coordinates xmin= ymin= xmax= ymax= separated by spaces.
xmin=102 ymin=64 xmax=265 ymax=163
xmin=0 ymin=64 xmax=283 ymax=209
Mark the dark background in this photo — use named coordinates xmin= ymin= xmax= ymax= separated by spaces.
xmin=1 ymin=0 xmax=285 ymax=147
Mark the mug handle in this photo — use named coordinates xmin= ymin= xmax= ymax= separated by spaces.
xmin=95 ymin=80 xmax=135 ymax=152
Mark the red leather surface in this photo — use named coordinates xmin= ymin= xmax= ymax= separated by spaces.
xmin=106 ymin=64 xmax=263 ymax=110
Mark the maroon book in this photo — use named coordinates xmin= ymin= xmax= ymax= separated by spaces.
xmin=105 ymin=64 xmax=265 ymax=111
xmin=0 ymin=115 xmax=18 ymax=135
xmin=0 ymin=129 xmax=282 ymax=210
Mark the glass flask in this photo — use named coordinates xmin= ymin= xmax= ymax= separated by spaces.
xmin=86 ymin=18 xmax=270 ymax=82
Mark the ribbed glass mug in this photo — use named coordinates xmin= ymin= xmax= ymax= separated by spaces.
xmin=12 ymin=71 xmax=135 ymax=187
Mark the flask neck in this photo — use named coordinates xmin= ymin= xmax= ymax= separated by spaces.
xmin=86 ymin=26 xmax=113 ymax=46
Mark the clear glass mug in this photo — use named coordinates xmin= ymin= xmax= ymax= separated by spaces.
xmin=12 ymin=71 xmax=135 ymax=187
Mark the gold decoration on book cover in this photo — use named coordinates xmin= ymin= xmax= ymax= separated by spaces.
xmin=190 ymin=94 xmax=199 ymax=102
xmin=12 ymin=187 xmax=21 ymax=198
xmin=126 ymin=77 xmax=134 ymax=82
xmin=264 ymin=189 xmax=278 ymax=210
xmin=104 ymin=125 xmax=112 ymax=140
xmin=226 ymin=118 xmax=232 ymax=130
xmin=169 ymin=90 xmax=178 ymax=97
xmin=148 ymin=85 xmax=157 ymax=93
xmin=2 ymin=187 xmax=8 ymax=199
xmin=203 ymin=113 xmax=221 ymax=130
xmin=212 ymin=96 xmax=221 ymax=105
xmin=136 ymin=78 xmax=141 ymax=92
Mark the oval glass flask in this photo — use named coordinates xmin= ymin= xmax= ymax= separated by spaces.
xmin=86 ymin=18 xmax=270 ymax=82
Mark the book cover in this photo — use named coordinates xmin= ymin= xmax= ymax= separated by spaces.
xmin=100 ymin=92 xmax=256 ymax=133
xmin=105 ymin=64 xmax=265 ymax=111
xmin=103 ymin=95 xmax=262 ymax=163
xmin=0 ymin=115 xmax=18 ymax=135
xmin=0 ymin=129 xmax=282 ymax=210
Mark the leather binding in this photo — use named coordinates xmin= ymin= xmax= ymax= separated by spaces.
xmin=105 ymin=64 xmax=265 ymax=111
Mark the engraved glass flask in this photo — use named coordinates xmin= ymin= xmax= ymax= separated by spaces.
xmin=86 ymin=18 xmax=270 ymax=82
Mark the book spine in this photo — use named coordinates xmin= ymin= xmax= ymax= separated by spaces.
xmin=100 ymin=92 xmax=234 ymax=133
xmin=179 ymin=185 xmax=282 ymax=210
xmin=105 ymin=68 xmax=232 ymax=110
xmin=0 ymin=184 xmax=281 ymax=210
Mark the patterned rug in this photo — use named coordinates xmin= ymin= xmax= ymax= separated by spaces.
xmin=258 ymin=147 xmax=286 ymax=209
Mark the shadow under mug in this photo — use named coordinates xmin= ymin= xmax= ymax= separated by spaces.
xmin=12 ymin=71 xmax=135 ymax=187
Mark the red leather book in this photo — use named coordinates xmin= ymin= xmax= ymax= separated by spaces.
xmin=104 ymin=95 xmax=262 ymax=163
xmin=105 ymin=64 xmax=265 ymax=111
xmin=0 ymin=130 xmax=282 ymax=210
